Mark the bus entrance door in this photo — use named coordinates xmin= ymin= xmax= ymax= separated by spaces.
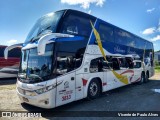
xmin=55 ymin=72 xmax=76 ymax=107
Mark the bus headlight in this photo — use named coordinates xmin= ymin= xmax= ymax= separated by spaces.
xmin=35 ymin=85 xmax=56 ymax=94
xmin=25 ymin=91 xmax=37 ymax=96
xmin=17 ymin=87 xmax=37 ymax=96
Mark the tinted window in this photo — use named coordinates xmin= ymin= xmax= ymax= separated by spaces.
xmin=59 ymin=11 xmax=95 ymax=37
xmin=135 ymin=37 xmax=145 ymax=49
xmin=25 ymin=11 xmax=64 ymax=43
xmin=57 ymin=40 xmax=87 ymax=55
xmin=118 ymin=58 xmax=128 ymax=68
xmin=112 ymin=58 xmax=120 ymax=70
xmin=115 ymin=29 xmax=135 ymax=47
xmin=56 ymin=40 xmax=87 ymax=75
xmin=115 ymin=29 xmax=127 ymax=46
xmin=8 ymin=48 xmax=21 ymax=58
xmin=134 ymin=62 xmax=141 ymax=68
xmin=90 ymin=56 xmax=114 ymax=73
xmin=98 ymin=23 xmax=114 ymax=42
xmin=125 ymin=32 xmax=135 ymax=47
xmin=126 ymin=57 xmax=134 ymax=69
xmin=146 ymin=42 xmax=153 ymax=50
xmin=0 ymin=47 xmax=21 ymax=58
xmin=90 ymin=57 xmax=104 ymax=72
xmin=0 ymin=47 xmax=5 ymax=57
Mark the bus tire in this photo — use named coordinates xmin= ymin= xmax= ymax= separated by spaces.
xmin=138 ymin=72 xmax=145 ymax=84
xmin=144 ymin=72 xmax=149 ymax=83
xmin=87 ymin=79 xmax=101 ymax=100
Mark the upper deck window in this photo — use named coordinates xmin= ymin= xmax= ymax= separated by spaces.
xmin=135 ymin=37 xmax=145 ymax=49
xmin=115 ymin=29 xmax=135 ymax=47
xmin=98 ymin=23 xmax=114 ymax=42
xmin=59 ymin=11 xmax=96 ymax=37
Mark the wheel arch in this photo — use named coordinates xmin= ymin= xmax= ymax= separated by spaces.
xmin=84 ymin=77 xmax=103 ymax=98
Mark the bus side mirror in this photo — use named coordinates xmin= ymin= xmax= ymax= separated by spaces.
xmin=37 ymin=34 xmax=56 ymax=55
xmin=37 ymin=33 xmax=75 ymax=55
xmin=4 ymin=43 xmax=23 ymax=59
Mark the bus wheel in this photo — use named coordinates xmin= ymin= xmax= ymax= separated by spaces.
xmin=144 ymin=72 xmax=149 ymax=83
xmin=87 ymin=79 xmax=100 ymax=99
xmin=138 ymin=73 xmax=145 ymax=84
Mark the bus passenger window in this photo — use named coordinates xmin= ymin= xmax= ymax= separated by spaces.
xmin=90 ymin=57 xmax=104 ymax=73
xmin=98 ymin=59 xmax=103 ymax=72
xmin=134 ymin=62 xmax=141 ymax=68
xmin=98 ymin=23 xmax=114 ymax=42
xmin=56 ymin=56 xmax=75 ymax=75
xmin=55 ymin=41 xmax=87 ymax=76
xmin=112 ymin=58 xmax=120 ymax=70
xmin=118 ymin=57 xmax=129 ymax=69
xmin=126 ymin=58 xmax=134 ymax=69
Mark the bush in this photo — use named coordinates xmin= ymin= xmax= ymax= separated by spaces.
xmin=155 ymin=60 xmax=159 ymax=67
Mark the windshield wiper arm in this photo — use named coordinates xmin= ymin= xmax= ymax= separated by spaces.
xmin=29 ymin=74 xmax=43 ymax=81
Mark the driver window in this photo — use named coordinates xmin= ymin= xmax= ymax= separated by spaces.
xmin=56 ymin=51 xmax=81 ymax=76
xmin=56 ymin=56 xmax=75 ymax=75
xmin=55 ymin=41 xmax=86 ymax=76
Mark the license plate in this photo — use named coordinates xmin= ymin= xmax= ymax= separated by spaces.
xmin=23 ymin=97 xmax=29 ymax=102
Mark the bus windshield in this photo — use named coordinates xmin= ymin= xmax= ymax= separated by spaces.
xmin=24 ymin=11 xmax=64 ymax=43
xmin=18 ymin=43 xmax=54 ymax=83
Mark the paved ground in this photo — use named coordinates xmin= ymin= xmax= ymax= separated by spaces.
xmin=0 ymin=73 xmax=160 ymax=120
xmin=150 ymin=72 xmax=160 ymax=80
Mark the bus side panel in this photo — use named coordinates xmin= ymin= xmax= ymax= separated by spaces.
xmin=104 ymin=69 xmax=130 ymax=91
xmin=104 ymin=70 xmax=114 ymax=91
xmin=55 ymin=72 xmax=76 ymax=107
xmin=75 ymin=74 xmax=84 ymax=100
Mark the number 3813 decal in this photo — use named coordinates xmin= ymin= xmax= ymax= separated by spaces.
xmin=62 ymin=95 xmax=71 ymax=101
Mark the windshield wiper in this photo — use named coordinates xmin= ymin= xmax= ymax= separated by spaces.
xmin=29 ymin=74 xmax=43 ymax=81
xmin=30 ymin=26 xmax=52 ymax=43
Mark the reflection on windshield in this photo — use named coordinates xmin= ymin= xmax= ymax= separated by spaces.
xmin=19 ymin=50 xmax=29 ymax=78
xmin=19 ymin=43 xmax=54 ymax=83
xmin=25 ymin=11 xmax=64 ymax=43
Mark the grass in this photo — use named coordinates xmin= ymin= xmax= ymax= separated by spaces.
xmin=155 ymin=66 xmax=160 ymax=73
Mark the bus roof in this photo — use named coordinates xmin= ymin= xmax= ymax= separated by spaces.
xmin=57 ymin=9 xmax=152 ymax=44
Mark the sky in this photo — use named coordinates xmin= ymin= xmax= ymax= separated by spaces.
xmin=0 ymin=0 xmax=160 ymax=51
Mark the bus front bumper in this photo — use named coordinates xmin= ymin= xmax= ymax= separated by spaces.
xmin=16 ymin=87 xmax=56 ymax=109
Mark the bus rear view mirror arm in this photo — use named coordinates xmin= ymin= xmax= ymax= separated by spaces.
xmin=37 ymin=33 xmax=74 ymax=55
xmin=37 ymin=35 xmax=55 ymax=55
xmin=4 ymin=43 xmax=23 ymax=59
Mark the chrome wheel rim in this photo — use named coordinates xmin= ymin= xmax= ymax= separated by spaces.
xmin=89 ymin=82 xmax=98 ymax=96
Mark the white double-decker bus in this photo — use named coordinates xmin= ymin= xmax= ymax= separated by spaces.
xmin=4 ymin=9 xmax=154 ymax=108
